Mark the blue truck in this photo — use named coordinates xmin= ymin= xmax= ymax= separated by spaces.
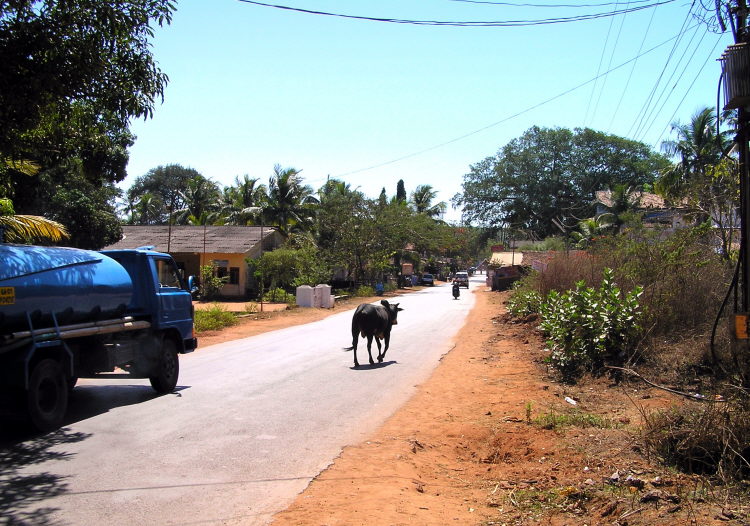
xmin=0 ymin=244 xmax=197 ymax=432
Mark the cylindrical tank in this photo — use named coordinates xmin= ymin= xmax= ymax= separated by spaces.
xmin=0 ymin=244 xmax=133 ymax=336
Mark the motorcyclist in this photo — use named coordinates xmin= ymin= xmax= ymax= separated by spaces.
xmin=452 ymin=281 xmax=460 ymax=299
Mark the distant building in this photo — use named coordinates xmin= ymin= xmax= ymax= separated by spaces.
xmin=103 ymin=225 xmax=284 ymax=298
xmin=594 ymin=190 xmax=692 ymax=231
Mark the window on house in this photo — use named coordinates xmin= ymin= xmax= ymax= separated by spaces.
xmin=229 ymin=267 xmax=240 ymax=285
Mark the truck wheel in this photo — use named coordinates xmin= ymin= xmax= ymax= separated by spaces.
xmin=27 ymin=359 xmax=68 ymax=432
xmin=149 ymin=339 xmax=179 ymax=394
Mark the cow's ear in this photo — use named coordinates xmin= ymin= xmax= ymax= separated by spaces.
xmin=394 ymin=303 xmax=403 ymax=311
xmin=380 ymin=299 xmax=390 ymax=307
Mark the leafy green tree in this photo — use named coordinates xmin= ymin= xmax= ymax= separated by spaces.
xmin=47 ymin=185 xmax=122 ymax=248
xmin=0 ymin=1 xmax=173 ymax=156
xmin=0 ymin=2 xmax=174 ymax=248
xmin=126 ymin=164 xmax=206 ymax=224
xmin=454 ymin=127 xmax=668 ymax=237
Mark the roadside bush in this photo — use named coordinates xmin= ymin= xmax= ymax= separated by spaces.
xmin=354 ymin=285 xmax=375 ymax=297
xmin=593 ymin=224 xmax=730 ymax=339
xmin=539 ymin=268 xmax=643 ymax=380
xmin=262 ymin=287 xmax=296 ymax=304
xmin=194 ymin=304 xmax=237 ymax=332
xmin=642 ymin=397 xmax=750 ymax=480
xmin=506 ymin=282 xmax=543 ymax=317
xmin=198 ymin=264 xmax=228 ymax=301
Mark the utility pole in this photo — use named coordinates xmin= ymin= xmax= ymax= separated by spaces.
xmin=719 ymin=2 xmax=750 ymax=336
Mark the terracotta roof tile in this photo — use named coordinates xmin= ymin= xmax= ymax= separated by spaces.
xmin=104 ymin=225 xmax=275 ymax=254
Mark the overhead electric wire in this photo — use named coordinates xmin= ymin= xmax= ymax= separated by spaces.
xmin=651 ymin=32 xmax=725 ymax=146
xmin=607 ymin=0 xmax=658 ymax=131
xmin=336 ymin=26 xmax=694 ymax=178
xmin=584 ymin=0 xmax=622 ymax=126
xmin=236 ymin=0 xmax=676 ymax=26
xmin=445 ymin=0 xmax=656 ymax=7
xmin=635 ymin=25 xmax=711 ymax=143
xmin=626 ymin=1 xmax=695 ymax=138
xmin=591 ymin=1 xmax=632 ymax=124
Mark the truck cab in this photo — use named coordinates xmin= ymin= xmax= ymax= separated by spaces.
xmin=102 ymin=249 xmax=197 ymax=353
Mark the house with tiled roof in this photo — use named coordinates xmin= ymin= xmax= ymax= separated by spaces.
xmin=103 ymin=225 xmax=284 ymax=298
xmin=594 ymin=190 xmax=692 ymax=230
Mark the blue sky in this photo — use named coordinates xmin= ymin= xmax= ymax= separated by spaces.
xmin=123 ymin=0 xmax=732 ymax=223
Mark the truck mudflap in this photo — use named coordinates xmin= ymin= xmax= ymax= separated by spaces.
xmin=182 ymin=337 xmax=198 ymax=354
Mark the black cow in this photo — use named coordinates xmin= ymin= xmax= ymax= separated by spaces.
xmin=348 ymin=299 xmax=403 ymax=367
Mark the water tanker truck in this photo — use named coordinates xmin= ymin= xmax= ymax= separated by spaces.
xmin=0 ymin=244 xmax=197 ymax=431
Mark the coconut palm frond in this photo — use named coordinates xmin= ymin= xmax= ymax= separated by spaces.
xmin=0 ymin=214 xmax=69 ymax=244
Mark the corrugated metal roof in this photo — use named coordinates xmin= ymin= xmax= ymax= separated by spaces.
xmin=103 ymin=225 xmax=275 ymax=254
xmin=489 ymin=251 xmax=523 ymax=267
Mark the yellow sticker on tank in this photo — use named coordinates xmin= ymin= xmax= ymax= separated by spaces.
xmin=0 ymin=287 xmax=15 ymax=305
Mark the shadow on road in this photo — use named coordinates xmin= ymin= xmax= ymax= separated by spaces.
xmin=349 ymin=360 xmax=397 ymax=370
xmin=0 ymin=427 xmax=91 ymax=526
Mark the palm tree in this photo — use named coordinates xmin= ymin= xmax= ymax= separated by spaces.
xmin=598 ymin=184 xmax=641 ymax=232
xmin=0 ymin=197 xmax=68 ymax=244
xmin=570 ymin=216 xmax=613 ymax=249
xmin=658 ymin=107 xmax=730 ymax=197
xmin=172 ymin=176 xmax=222 ymax=225
xmin=219 ymin=175 xmax=267 ymax=225
xmin=410 ymin=184 xmax=447 ymax=219
xmin=265 ymin=165 xmax=317 ymax=237
xmin=126 ymin=192 xmax=164 ymax=225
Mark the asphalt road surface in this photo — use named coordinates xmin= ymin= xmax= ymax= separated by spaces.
xmin=1 ymin=275 xmax=482 ymax=526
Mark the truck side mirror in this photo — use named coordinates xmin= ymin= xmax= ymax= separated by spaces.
xmin=187 ymin=276 xmax=199 ymax=295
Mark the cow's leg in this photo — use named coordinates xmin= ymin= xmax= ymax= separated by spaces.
xmin=374 ymin=337 xmax=383 ymax=362
xmin=352 ymin=327 xmax=360 ymax=367
xmin=379 ymin=333 xmax=391 ymax=363
xmin=366 ymin=335 xmax=375 ymax=365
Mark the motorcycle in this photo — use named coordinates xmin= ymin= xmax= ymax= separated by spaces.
xmin=452 ymin=282 xmax=460 ymax=300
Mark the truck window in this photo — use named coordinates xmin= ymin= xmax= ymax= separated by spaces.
xmin=156 ymin=259 xmax=182 ymax=289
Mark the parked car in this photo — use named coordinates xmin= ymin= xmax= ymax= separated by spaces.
xmin=454 ymin=271 xmax=469 ymax=288
xmin=420 ymin=273 xmax=435 ymax=286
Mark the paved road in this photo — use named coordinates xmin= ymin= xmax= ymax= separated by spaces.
xmin=1 ymin=276 xmax=483 ymax=526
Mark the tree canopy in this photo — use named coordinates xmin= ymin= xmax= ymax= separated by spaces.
xmin=454 ymin=126 xmax=669 ymax=238
xmin=0 ymin=0 xmax=175 ymax=248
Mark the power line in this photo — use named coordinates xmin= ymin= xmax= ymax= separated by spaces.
xmin=591 ymin=1 xmax=633 ymax=124
xmin=584 ymin=1 xmax=622 ymax=126
xmin=635 ymin=25 xmax=710 ymax=142
xmin=651 ymin=32 xmax=725 ymax=146
xmin=236 ymin=0 xmax=676 ymax=27
xmin=626 ymin=1 xmax=695 ymax=138
xmin=445 ymin=0 xmax=656 ymax=6
xmin=336 ymin=27 xmax=692 ymax=178
xmin=607 ymin=0 xmax=659 ymax=130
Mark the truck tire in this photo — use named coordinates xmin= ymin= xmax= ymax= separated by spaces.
xmin=149 ymin=339 xmax=179 ymax=394
xmin=27 ymin=359 xmax=68 ymax=432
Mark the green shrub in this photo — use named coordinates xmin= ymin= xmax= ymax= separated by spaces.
xmin=355 ymin=285 xmax=375 ymax=297
xmin=507 ymin=282 xmax=543 ymax=317
xmin=198 ymin=264 xmax=228 ymax=301
xmin=262 ymin=287 xmax=296 ymax=304
xmin=539 ymin=268 xmax=643 ymax=380
xmin=194 ymin=304 xmax=237 ymax=332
